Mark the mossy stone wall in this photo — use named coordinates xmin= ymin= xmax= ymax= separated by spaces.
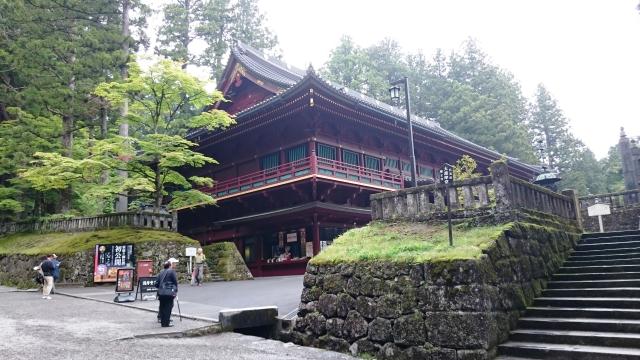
xmin=286 ymin=222 xmax=579 ymax=359
xmin=203 ymin=242 xmax=253 ymax=281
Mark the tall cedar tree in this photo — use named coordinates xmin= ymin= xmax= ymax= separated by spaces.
xmin=321 ymin=38 xmax=537 ymax=164
xmin=0 ymin=0 xmax=147 ymax=217
xmin=156 ymin=0 xmax=278 ymax=79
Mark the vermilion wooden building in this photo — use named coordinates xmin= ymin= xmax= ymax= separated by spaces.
xmin=179 ymin=43 xmax=539 ymax=276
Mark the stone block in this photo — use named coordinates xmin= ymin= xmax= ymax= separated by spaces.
xmin=425 ymin=311 xmax=497 ymax=349
xmin=218 ymin=306 xmax=278 ymax=331
xmin=301 ymin=286 xmax=323 ymax=302
xmin=336 ymin=293 xmax=356 ymax=318
xmin=349 ymin=339 xmax=379 ymax=356
xmin=325 ymin=317 xmax=344 ymax=337
xmin=303 ymin=273 xmax=317 ymax=287
xmin=457 ymin=349 xmax=491 ymax=360
xmin=355 ymin=296 xmax=378 ymax=319
xmin=317 ymin=335 xmax=350 ymax=353
xmin=378 ymin=343 xmax=407 ymax=360
xmin=368 ymin=317 xmax=393 ymax=343
xmin=393 ymin=312 xmax=426 ymax=346
xmin=306 ymin=312 xmax=327 ymax=336
xmin=343 ymin=310 xmax=368 ymax=342
xmin=318 ymin=293 xmax=337 ymax=318
xmin=323 ymin=273 xmax=346 ymax=293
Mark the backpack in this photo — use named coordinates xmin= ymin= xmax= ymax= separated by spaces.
xmin=34 ymin=272 xmax=44 ymax=285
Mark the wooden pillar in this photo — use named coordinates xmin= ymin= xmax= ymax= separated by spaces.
xmin=313 ymin=213 xmax=320 ymax=255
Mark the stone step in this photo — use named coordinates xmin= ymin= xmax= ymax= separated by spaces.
xmin=580 ymin=235 xmax=640 ymax=245
xmin=509 ymin=329 xmax=640 ymax=348
xmin=542 ymin=288 xmax=640 ymax=298
xmin=547 ymin=279 xmax=640 ymax=289
xmin=533 ymin=297 xmax=640 ymax=309
xmin=498 ymin=341 xmax=640 ymax=359
xmin=526 ymin=307 xmax=640 ymax=320
xmin=571 ymin=247 xmax=640 ymax=258
xmin=557 ymin=265 xmax=640 ymax=274
xmin=565 ymin=258 xmax=640 ymax=267
xmin=583 ymin=230 xmax=640 ymax=239
xmin=569 ymin=252 xmax=640 ymax=262
xmin=518 ymin=317 xmax=640 ymax=333
xmin=576 ymin=241 xmax=640 ymax=251
xmin=552 ymin=272 xmax=640 ymax=281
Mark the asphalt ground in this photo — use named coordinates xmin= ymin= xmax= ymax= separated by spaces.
xmin=57 ymin=275 xmax=304 ymax=321
xmin=0 ymin=288 xmax=355 ymax=360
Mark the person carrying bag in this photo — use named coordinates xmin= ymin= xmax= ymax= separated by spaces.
xmin=156 ymin=258 xmax=179 ymax=327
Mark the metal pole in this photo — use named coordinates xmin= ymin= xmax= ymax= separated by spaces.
xmin=598 ymin=215 xmax=604 ymax=233
xmin=403 ymin=77 xmax=418 ymax=187
xmin=445 ymin=184 xmax=453 ymax=246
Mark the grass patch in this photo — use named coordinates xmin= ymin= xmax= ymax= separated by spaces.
xmin=0 ymin=228 xmax=198 ymax=255
xmin=311 ymin=221 xmax=511 ymax=265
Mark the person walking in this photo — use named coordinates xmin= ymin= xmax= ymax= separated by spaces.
xmin=156 ymin=258 xmax=179 ymax=327
xmin=50 ymin=254 xmax=61 ymax=294
xmin=191 ymin=248 xmax=206 ymax=286
xmin=40 ymin=255 xmax=55 ymax=300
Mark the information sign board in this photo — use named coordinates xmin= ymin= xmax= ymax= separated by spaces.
xmin=94 ymin=244 xmax=134 ymax=283
xmin=185 ymin=247 xmax=197 ymax=257
xmin=588 ymin=203 xmax=611 ymax=217
xmin=115 ymin=268 xmax=134 ymax=293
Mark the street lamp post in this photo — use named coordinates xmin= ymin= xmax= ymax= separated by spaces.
xmin=389 ymin=77 xmax=417 ymax=187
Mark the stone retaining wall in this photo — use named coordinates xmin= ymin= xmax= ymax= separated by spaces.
xmin=203 ymin=242 xmax=253 ymax=281
xmin=0 ymin=241 xmax=195 ymax=288
xmin=582 ymin=206 xmax=640 ymax=233
xmin=287 ymin=222 xmax=580 ymax=359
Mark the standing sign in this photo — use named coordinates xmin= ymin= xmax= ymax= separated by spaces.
xmin=588 ymin=203 xmax=611 ymax=233
xmin=136 ymin=276 xmax=158 ymax=301
xmin=115 ymin=268 xmax=135 ymax=293
xmin=186 ymin=247 xmax=197 ymax=275
xmin=439 ymin=164 xmax=454 ymax=246
xmin=94 ymin=244 xmax=134 ymax=283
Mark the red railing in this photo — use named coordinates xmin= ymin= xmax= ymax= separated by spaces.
xmin=206 ymin=155 xmax=403 ymax=198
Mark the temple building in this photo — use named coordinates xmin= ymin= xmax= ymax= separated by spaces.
xmin=178 ymin=43 xmax=539 ymax=276
xmin=619 ymin=127 xmax=640 ymax=191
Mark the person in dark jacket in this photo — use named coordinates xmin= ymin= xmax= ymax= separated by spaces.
xmin=156 ymin=258 xmax=179 ymax=327
xmin=40 ymin=255 xmax=55 ymax=300
xmin=50 ymin=254 xmax=61 ymax=294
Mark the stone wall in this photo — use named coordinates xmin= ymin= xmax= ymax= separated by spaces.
xmin=0 ymin=240 xmax=196 ymax=288
xmin=203 ymin=242 xmax=253 ymax=281
xmin=287 ymin=221 xmax=580 ymax=359
xmin=582 ymin=206 xmax=640 ymax=233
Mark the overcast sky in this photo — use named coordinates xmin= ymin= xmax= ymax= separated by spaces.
xmin=255 ymin=0 xmax=640 ymax=159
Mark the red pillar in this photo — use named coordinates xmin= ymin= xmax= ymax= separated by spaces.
xmin=313 ymin=213 xmax=320 ymax=255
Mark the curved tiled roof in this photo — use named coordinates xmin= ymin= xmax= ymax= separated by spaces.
xmin=208 ymin=42 xmax=540 ymax=175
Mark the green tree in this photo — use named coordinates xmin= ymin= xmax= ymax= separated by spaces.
xmin=600 ymin=145 xmax=625 ymax=193
xmin=93 ymin=60 xmax=235 ymax=210
xmin=321 ymin=38 xmax=537 ymax=163
xmin=156 ymin=0 xmax=278 ymax=79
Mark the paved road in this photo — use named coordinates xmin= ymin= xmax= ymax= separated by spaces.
xmin=59 ymin=275 xmax=304 ymax=321
xmin=0 ymin=289 xmax=355 ymax=360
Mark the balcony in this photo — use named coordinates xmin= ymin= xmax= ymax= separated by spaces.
xmin=206 ymin=155 xmax=403 ymax=200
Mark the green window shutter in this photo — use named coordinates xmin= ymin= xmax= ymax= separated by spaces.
xmin=342 ymin=150 xmax=359 ymax=166
xmin=287 ymin=144 xmax=308 ymax=162
xmin=401 ymin=161 xmax=411 ymax=172
xmin=260 ymin=152 xmax=280 ymax=170
xmin=364 ymin=155 xmax=381 ymax=171
xmin=419 ymin=165 xmax=434 ymax=177
xmin=385 ymin=158 xmax=398 ymax=170
xmin=317 ymin=143 xmax=336 ymax=160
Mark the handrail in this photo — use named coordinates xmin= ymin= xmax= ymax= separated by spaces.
xmin=207 ymin=155 xmax=404 ymax=197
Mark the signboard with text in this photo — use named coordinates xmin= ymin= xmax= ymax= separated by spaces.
xmin=93 ymin=244 xmax=134 ymax=283
xmin=115 ymin=268 xmax=134 ymax=293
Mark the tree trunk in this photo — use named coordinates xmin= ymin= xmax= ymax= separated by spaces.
xmin=154 ymin=166 xmax=163 ymax=212
xmin=182 ymin=0 xmax=190 ymax=69
xmin=116 ymin=0 xmax=130 ymax=212
xmin=0 ymin=103 xmax=8 ymax=121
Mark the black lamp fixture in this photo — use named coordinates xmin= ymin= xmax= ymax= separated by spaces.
xmin=389 ymin=85 xmax=401 ymax=104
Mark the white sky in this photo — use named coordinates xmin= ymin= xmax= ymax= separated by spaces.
xmin=254 ymin=0 xmax=640 ymax=159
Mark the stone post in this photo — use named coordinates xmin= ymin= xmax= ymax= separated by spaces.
xmin=562 ymin=189 xmax=583 ymax=229
xmin=490 ymin=161 xmax=513 ymax=214
xmin=172 ymin=211 xmax=178 ymax=232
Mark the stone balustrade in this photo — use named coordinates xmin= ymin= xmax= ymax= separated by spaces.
xmin=371 ymin=161 xmax=580 ymax=226
xmin=0 ymin=211 xmax=178 ymax=236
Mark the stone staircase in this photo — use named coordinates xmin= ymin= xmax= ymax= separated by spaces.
xmin=497 ymin=229 xmax=640 ymax=359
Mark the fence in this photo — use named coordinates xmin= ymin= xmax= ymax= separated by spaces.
xmin=371 ymin=161 xmax=580 ymax=225
xmin=578 ymin=189 xmax=640 ymax=232
xmin=0 ymin=211 xmax=178 ymax=236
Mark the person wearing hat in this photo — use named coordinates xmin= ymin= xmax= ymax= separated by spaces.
xmin=156 ymin=258 xmax=179 ymax=327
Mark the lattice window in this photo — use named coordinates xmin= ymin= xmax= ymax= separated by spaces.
xmin=286 ymin=144 xmax=308 ymax=162
xmin=342 ymin=149 xmax=360 ymax=166
xmin=260 ymin=152 xmax=280 ymax=170
xmin=317 ymin=143 xmax=337 ymax=160
xmin=364 ymin=155 xmax=381 ymax=171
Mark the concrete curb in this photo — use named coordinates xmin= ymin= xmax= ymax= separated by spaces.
xmin=56 ymin=291 xmax=218 ymax=323
xmin=112 ymin=324 xmax=223 ymax=341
